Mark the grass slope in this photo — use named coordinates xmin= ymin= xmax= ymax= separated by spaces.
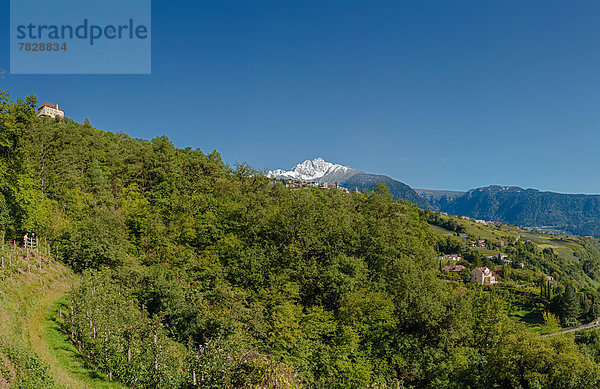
xmin=0 ymin=246 xmax=121 ymax=388
xmin=44 ymin=296 xmax=125 ymax=389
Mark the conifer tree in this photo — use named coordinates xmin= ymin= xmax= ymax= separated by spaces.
xmin=560 ymin=284 xmax=580 ymax=326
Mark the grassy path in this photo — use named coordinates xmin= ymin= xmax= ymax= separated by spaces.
xmin=0 ymin=255 xmax=124 ymax=388
xmin=25 ymin=267 xmax=79 ymax=388
xmin=39 ymin=297 xmax=125 ymax=388
xmin=29 ymin=264 xmax=125 ymax=388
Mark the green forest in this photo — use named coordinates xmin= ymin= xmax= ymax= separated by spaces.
xmin=4 ymin=90 xmax=600 ymax=388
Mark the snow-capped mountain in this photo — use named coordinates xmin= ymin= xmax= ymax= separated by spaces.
xmin=268 ymin=158 xmax=428 ymax=207
xmin=268 ymin=158 xmax=357 ymax=183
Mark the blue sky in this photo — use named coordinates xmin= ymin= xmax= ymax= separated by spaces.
xmin=1 ymin=1 xmax=600 ymax=193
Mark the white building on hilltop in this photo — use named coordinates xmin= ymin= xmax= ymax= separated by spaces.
xmin=37 ymin=102 xmax=64 ymax=119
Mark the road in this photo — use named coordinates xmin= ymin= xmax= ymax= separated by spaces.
xmin=541 ymin=318 xmax=600 ymax=338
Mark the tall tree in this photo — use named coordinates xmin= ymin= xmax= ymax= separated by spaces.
xmin=560 ymin=284 xmax=581 ymax=326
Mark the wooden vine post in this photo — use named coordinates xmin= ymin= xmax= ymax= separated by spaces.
xmin=104 ymin=324 xmax=112 ymax=380
xmin=127 ymin=327 xmax=132 ymax=363
xmin=70 ymin=296 xmax=75 ymax=340
xmin=154 ymin=330 xmax=159 ymax=374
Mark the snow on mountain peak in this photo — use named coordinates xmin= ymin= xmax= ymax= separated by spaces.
xmin=268 ymin=158 xmax=352 ymax=181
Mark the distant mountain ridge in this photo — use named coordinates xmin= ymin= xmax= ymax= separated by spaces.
xmin=437 ymin=185 xmax=600 ymax=236
xmin=268 ymin=158 xmax=427 ymax=207
xmin=414 ymin=188 xmax=465 ymax=210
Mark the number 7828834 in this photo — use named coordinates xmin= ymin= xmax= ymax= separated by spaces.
xmin=18 ymin=42 xmax=67 ymax=52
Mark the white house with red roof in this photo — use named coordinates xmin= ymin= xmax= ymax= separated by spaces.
xmin=37 ymin=102 xmax=64 ymax=119
xmin=471 ymin=267 xmax=498 ymax=285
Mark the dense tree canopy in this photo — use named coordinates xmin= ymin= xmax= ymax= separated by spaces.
xmin=3 ymin=90 xmax=600 ymax=388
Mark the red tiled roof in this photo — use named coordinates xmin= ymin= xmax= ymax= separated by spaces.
xmin=38 ymin=102 xmax=64 ymax=112
xmin=444 ymin=265 xmax=466 ymax=272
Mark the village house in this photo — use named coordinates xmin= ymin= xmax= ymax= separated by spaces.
xmin=37 ymin=102 xmax=64 ymax=119
xmin=284 ymin=179 xmax=350 ymax=193
xmin=471 ymin=267 xmax=498 ymax=285
xmin=470 ymin=240 xmax=486 ymax=248
xmin=285 ymin=179 xmax=302 ymax=188
xmin=443 ymin=254 xmax=462 ymax=261
xmin=444 ymin=264 xmax=466 ymax=273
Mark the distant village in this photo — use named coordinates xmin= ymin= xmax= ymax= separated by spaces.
xmin=278 ymin=179 xmax=361 ymax=194
xmin=437 ymin=215 xmax=523 ymax=286
xmin=439 ymin=212 xmax=503 ymax=227
xmin=434 ymin=211 xmax=560 ymax=287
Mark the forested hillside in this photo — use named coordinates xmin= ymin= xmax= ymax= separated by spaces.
xmin=423 ymin=185 xmax=600 ymax=236
xmin=4 ymin=90 xmax=600 ymax=388
xmin=339 ymin=173 xmax=428 ymax=207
